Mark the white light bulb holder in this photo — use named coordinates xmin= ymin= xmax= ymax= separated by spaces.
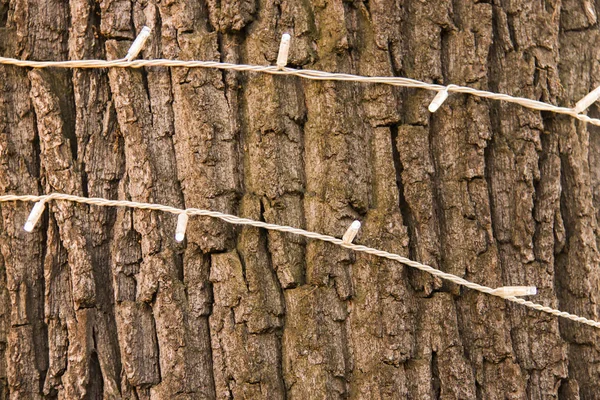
xmin=175 ymin=212 xmax=189 ymax=242
xmin=342 ymin=220 xmax=361 ymax=244
xmin=276 ymin=33 xmax=291 ymax=70
xmin=428 ymin=88 xmax=449 ymax=113
xmin=24 ymin=200 xmax=46 ymax=232
xmin=573 ymin=85 xmax=600 ymax=114
xmin=125 ymin=26 xmax=152 ymax=61
xmin=491 ymin=286 xmax=537 ymax=297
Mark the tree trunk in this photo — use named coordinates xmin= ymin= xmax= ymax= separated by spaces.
xmin=1 ymin=0 xmax=600 ymax=398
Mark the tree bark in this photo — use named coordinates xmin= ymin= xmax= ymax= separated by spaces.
xmin=1 ymin=0 xmax=600 ymax=398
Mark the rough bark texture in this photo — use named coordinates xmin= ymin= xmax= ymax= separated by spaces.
xmin=1 ymin=0 xmax=600 ymax=398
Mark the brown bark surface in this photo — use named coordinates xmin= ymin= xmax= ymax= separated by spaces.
xmin=1 ymin=0 xmax=600 ymax=398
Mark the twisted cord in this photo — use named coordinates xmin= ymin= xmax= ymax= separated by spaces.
xmin=0 ymin=56 xmax=596 ymax=127
xmin=1 ymin=193 xmax=599 ymax=329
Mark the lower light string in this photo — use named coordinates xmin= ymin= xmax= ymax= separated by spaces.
xmin=1 ymin=192 xmax=598 ymax=329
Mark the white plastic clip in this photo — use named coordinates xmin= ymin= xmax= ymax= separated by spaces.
xmin=573 ymin=85 xmax=600 ymax=114
xmin=584 ymin=0 xmax=597 ymax=25
xmin=175 ymin=212 xmax=189 ymax=242
xmin=276 ymin=33 xmax=291 ymax=70
xmin=24 ymin=201 xmax=46 ymax=232
xmin=491 ymin=286 xmax=537 ymax=297
xmin=125 ymin=26 xmax=152 ymax=61
xmin=428 ymin=87 xmax=450 ymax=113
xmin=342 ymin=220 xmax=361 ymax=244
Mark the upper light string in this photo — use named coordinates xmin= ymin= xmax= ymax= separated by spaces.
xmin=1 ymin=192 xmax=598 ymax=329
xmin=0 ymin=27 xmax=599 ymax=125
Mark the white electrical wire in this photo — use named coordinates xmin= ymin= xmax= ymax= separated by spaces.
xmin=0 ymin=56 xmax=597 ymax=126
xmin=1 ymin=193 xmax=598 ymax=329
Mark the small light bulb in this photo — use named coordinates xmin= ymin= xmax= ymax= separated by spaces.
xmin=428 ymin=88 xmax=449 ymax=113
xmin=342 ymin=220 xmax=361 ymax=244
xmin=584 ymin=0 xmax=597 ymax=24
xmin=175 ymin=212 xmax=189 ymax=242
xmin=125 ymin=26 xmax=152 ymax=61
xmin=491 ymin=286 xmax=537 ymax=297
xmin=276 ymin=33 xmax=291 ymax=70
xmin=573 ymin=85 xmax=600 ymax=114
xmin=24 ymin=201 xmax=46 ymax=232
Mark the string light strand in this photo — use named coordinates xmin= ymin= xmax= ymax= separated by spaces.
xmin=0 ymin=56 xmax=597 ymax=126
xmin=1 ymin=192 xmax=598 ymax=329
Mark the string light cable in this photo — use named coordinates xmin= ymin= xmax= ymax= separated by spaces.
xmin=0 ymin=28 xmax=599 ymax=126
xmin=1 ymin=192 xmax=598 ymax=329
xmin=3 ymin=30 xmax=600 ymax=330
xmin=1 ymin=55 xmax=599 ymax=126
